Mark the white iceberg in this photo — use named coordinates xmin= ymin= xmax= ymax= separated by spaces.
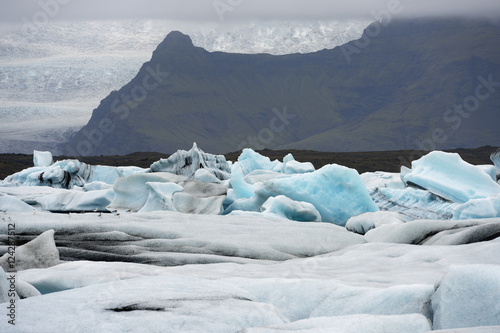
xmin=402 ymin=151 xmax=500 ymax=203
xmin=33 ymin=150 xmax=53 ymax=167
xmin=237 ymin=149 xmax=281 ymax=175
xmin=260 ymin=195 xmax=321 ymax=222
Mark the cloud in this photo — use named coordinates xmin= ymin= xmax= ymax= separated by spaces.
xmin=2 ymin=0 xmax=500 ymax=24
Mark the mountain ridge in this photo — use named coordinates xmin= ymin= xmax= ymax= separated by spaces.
xmin=65 ymin=18 xmax=500 ymax=156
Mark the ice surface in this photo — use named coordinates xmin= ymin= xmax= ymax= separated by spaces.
xmin=261 ymin=196 xmax=321 ymax=222
xmin=150 ymin=143 xmax=231 ymax=180
xmin=403 ymin=151 xmax=500 ymax=203
xmin=256 ymin=164 xmax=379 ymax=225
xmin=37 ymin=189 xmax=114 ymax=212
xmin=345 ymin=211 xmax=407 ymax=235
xmin=0 ymin=229 xmax=60 ymax=271
xmin=0 ymin=266 xmax=12 ymax=303
xmin=33 ymin=150 xmax=53 ymax=167
xmin=364 ymin=218 xmax=500 ymax=245
xmin=16 ymin=280 xmax=41 ymax=299
xmin=0 ymin=275 xmax=288 ymax=333
xmin=240 ymin=314 xmax=431 ymax=333
xmin=0 ymin=194 xmax=34 ymax=212
xmin=432 ymin=265 xmax=500 ymax=330
xmin=1 ymin=211 xmax=364 ymax=265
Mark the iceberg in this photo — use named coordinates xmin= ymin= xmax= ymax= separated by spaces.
xmin=237 ymin=149 xmax=281 ymax=175
xmin=150 ymin=143 xmax=231 ymax=180
xmin=281 ymin=153 xmax=315 ymax=174
xmin=255 ymin=164 xmax=379 ymax=225
xmin=260 ymin=195 xmax=321 ymax=222
xmin=4 ymin=159 xmax=148 ymax=188
xmin=33 ymin=150 xmax=53 ymax=167
xmin=402 ymin=151 xmax=500 ymax=203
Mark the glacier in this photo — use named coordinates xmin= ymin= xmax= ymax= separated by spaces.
xmin=0 ymin=146 xmax=500 ymax=332
xmin=0 ymin=20 xmax=368 ymax=154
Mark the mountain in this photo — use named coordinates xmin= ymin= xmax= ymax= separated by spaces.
xmin=65 ymin=18 xmax=500 ymax=156
xmin=0 ymin=20 xmax=367 ymax=154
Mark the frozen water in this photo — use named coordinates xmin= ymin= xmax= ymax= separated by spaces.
xmin=16 ymin=280 xmax=41 ymax=299
xmin=0 ymin=229 xmax=60 ymax=271
xmin=0 ymin=194 xmax=34 ymax=212
xmin=1 ymin=148 xmax=500 ymax=331
xmin=256 ymin=164 xmax=379 ymax=225
xmin=33 ymin=150 xmax=53 ymax=167
xmin=1 ymin=211 xmax=364 ymax=265
xmin=0 ymin=266 xmax=12 ymax=303
xmin=345 ymin=211 xmax=407 ymax=235
xmin=240 ymin=314 xmax=431 ymax=333
xmin=261 ymin=196 xmax=321 ymax=222
xmin=432 ymin=265 xmax=500 ymax=330
xmin=150 ymin=143 xmax=231 ymax=180
xmin=403 ymin=151 xmax=500 ymax=203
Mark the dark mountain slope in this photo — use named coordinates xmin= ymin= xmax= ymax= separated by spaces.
xmin=65 ymin=18 xmax=500 ymax=156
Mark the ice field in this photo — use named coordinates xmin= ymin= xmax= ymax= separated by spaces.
xmin=1 ymin=145 xmax=500 ymax=332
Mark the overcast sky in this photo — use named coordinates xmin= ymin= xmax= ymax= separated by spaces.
xmin=1 ymin=0 xmax=500 ymax=24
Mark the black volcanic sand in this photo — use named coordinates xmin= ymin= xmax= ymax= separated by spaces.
xmin=1 ymin=146 xmax=497 ymax=181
